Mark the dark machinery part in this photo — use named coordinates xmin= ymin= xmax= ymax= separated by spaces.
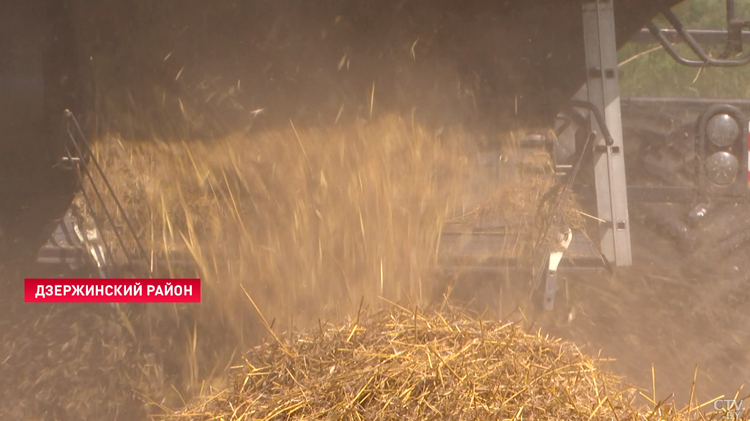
xmin=722 ymin=0 xmax=750 ymax=58
xmin=0 ymin=0 xmax=81 ymax=269
xmin=569 ymin=100 xmax=615 ymax=146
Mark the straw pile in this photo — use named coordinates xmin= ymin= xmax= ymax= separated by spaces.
xmin=165 ymin=303 xmax=718 ymax=421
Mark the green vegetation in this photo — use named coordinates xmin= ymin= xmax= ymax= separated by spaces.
xmin=618 ymin=0 xmax=750 ymax=98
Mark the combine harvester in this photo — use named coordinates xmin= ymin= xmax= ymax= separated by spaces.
xmin=5 ymin=0 xmax=750 ymax=311
xmin=437 ymin=0 xmax=750 ymax=309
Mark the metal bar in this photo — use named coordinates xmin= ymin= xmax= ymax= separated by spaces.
xmin=575 ymin=185 xmax=750 ymax=203
xmin=440 ymin=258 xmax=609 ymax=276
xmin=63 ymin=146 xmax=118 ymax=276
xmin=630 ymin=28 xmax=750 ymax=45
xmin=724 ymin=0 xmax=750 ymax=58
xmin=651 ymin=0 xmax=750 ymax=67
xmin=65 ymin=111 xmax=150 ymax=264
xmin=582 ymin=0 xmax=632 ymax=266
xmin=531 ymin=131 xmax=596 ymax=301
xmin=569 ymin=100 xmax=615 ymax=145
xmin=70 ymin=165 xmax=116 ymax=275
xmin=623 ymin=186 xmax=696 ymax=203
xmin=622 ymin=97 xmax=750 ymax=108
xmin=58 ymin=214 xmax=77 ymax=247
xmin=574 ymin=185 xmax=698 ymax=203
xmin=645 ymin=22 xmax=706 ymax=67
xmin=65 ymin=135 xmax=136 ymax=267
xmin=727 ymin=0 xmax=737 ymax=23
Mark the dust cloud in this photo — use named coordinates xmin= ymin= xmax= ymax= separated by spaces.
xmin=1 ymin=0 xmax=748 ymax=420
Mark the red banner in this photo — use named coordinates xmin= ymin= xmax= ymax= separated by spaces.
xmin=24 ymin=278 xmax=201 ymax=303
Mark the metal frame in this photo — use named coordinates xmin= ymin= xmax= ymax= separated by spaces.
xmin=582 ymin=0 xmax=633 ymax=266
xmin=645 ymin=0 xmax=750 ymax=67
xmin=630 ymin=28 xmax=750 ymax=45
xmin=62 ymin=111 xmax=151 ymax=278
